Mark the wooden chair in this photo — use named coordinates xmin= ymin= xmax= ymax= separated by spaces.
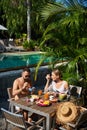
xmin=69 ymin=85 xmax=83 ymax=105
xmin=7 ymin=87 xmax=15 ymax=111
xmin=59 ymin=110 xmax=87 ymax=130
xmin=1 ymin=108 xmax=45 ymax=130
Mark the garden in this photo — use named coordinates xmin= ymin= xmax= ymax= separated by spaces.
xmin=0 ymin=0 xmax=87 ymax=106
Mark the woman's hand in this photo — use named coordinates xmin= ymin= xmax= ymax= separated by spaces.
xmin=46 ymin=74 xmax=51 ymax=81
xmin=44 ymin=74 xmax=51 ymax=92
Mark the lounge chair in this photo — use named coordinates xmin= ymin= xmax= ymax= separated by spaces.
xmin=8 ymin=43 xmax=25 ymax=51
xmin=0 ymin=40 xmax=6 ymax=52
xmin=0 ymin=39 xmax=25 ymax=52
xmin=0 ymin=39 xmax=13 ymax=52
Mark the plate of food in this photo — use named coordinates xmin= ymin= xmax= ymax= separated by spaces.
xmin=49 ymin=98 xmax=58 ymax=103
xmin=36 ymin=99 xmax=51 ymax=107
xmin=31 ymin=95 xmax=39 ymax=100
xmin=27 ymin=95 xmax=39 ymax=102
xmin=26 ymin=95 xmax=39 ymax=102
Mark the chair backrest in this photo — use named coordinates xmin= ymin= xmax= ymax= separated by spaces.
xmin=1 ymin=108 xmax=27 ymax=129
xmin=7 ymin=87 xmax=13 ymax=99
xmin=69 ymin=85 xmax=82 ymax=98
xmin=76 ymin=110 xmax=87 ymax=128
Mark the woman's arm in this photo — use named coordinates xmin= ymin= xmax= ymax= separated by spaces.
xmin=44 ymin=74 xmax=51 ymax=92
xmin=64 ymin=81 xmax=69 ymax=94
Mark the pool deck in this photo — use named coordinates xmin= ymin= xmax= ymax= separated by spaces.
xmin=1 ymin=51 xmax=44 ymax=55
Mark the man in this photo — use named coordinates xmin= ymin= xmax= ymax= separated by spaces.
xmin=12 ymin=67 xmax=32 ymax=121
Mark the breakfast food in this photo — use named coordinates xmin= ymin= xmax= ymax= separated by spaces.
xmin=31 ymin=95 xmax=39 ymax=100
xmin=36 ymin=99 xmax=51 ymax=106
xmin=50 ymin=98 xmax=58 ymax=103
xmin=43 ymin=100 xmax=50 ymax=105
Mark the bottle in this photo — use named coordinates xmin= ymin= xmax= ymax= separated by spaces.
xmin=29 ymin=87 xmax=36 ymax=94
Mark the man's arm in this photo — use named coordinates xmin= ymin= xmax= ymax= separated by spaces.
xmin=12 ymin=80 xmax=30 ymax=96
xmin=12 ymin=79 xmax=22 ymax=96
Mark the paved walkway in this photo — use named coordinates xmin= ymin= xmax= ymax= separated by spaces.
xmin=0 ymin=116 xmax=14 ymax=130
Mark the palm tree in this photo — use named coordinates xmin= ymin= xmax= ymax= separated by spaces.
xmin=37 ymin=0 xmax=87 ymax=85
xmin=27 ymin=0 xmax=31 ymax=42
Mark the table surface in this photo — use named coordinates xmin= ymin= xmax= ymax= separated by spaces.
xmin=10 ymin=96 xmax=58 ymax=130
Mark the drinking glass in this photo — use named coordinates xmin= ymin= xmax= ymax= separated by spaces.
xmin=44 ymin=93 xmax=49 ymax=100
xmin=38 ymin=90 xmax=42 ymax=96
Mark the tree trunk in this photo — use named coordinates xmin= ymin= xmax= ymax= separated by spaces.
xmin=27 ymin=0 xmax=31 ymax=42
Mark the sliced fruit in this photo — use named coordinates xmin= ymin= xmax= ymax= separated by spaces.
xmin=43 ymin=100 xmax=50 ymax=105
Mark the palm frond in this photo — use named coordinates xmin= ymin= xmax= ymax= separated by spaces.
xmin=41 ymin=3 xmax=66 ymax=21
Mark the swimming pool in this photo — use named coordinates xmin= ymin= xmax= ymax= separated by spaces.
xmin=0 ymin=52 xmax=52 ymax=72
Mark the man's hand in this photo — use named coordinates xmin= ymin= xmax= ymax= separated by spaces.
xmin=22 ymin=82 xmax=29 ymax=90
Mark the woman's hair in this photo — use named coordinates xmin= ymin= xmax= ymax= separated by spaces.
xmin=52 ymin=68 xmax=62 ymax=79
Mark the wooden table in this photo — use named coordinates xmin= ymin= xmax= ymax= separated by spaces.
xmin=10 ymin=97 xmax=57 ymax=130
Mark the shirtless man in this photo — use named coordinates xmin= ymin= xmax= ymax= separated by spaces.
xmin=12 ymin=67 xmax=32 ymax=121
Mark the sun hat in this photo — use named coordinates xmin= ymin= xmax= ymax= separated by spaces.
xmin=56 ymin=102 xmax=79 ymax=124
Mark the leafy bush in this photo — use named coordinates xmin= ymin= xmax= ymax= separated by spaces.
xmin=23 ymin=40 xmax=35 ymax=51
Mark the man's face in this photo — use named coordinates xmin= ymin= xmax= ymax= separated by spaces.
xmin=22 ymin=71 xmax=30 ymax=81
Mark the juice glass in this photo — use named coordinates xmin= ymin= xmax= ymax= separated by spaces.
xmin=38 ymin=90 xmax=42 ymax=96
xmin=44 ymin=93 xmax=49 ymax=100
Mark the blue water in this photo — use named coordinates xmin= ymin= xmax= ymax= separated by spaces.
xmin=0 ymin=52 xmax=52 ymax=71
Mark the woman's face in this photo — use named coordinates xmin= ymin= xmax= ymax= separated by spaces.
xmin=51 ymin=72 xmax=59 ymax=81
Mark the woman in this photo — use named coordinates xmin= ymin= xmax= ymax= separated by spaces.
xmin=44 ymin=68 xmax=69 ymax=130
xmin=44 ymin=68 xmax=69 ymax=94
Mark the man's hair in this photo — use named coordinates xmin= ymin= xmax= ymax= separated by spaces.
xmin=22 ymin=67 xmax=31 ymax=73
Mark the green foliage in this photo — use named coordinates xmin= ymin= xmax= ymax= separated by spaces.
xmin=0 ymin=0 xmax=55 ymax=38
xmin=0 ymin=0 xmax=27 ymax=38
xmin=38 ymin=0 xmax=87 ymax=85
xmin=23 ymin=39 xmax=35 ymax=51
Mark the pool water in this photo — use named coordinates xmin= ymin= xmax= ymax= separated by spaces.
xmin=0 ymin=52 xmax=52 ymax=71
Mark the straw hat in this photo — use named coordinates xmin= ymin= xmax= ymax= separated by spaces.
xmin=56 ymin=102 xmax=79 ymax=124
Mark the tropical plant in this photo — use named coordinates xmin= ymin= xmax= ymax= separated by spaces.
xmin=23 ymin=39 xmax=36 ymax=51
xmin=0 ymin=0 xmax=55 ymax=40
xmin=36 ymin=0 xmax=87 ymax=86
xmin=0 ymin=0 xmax=27 ymax=38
